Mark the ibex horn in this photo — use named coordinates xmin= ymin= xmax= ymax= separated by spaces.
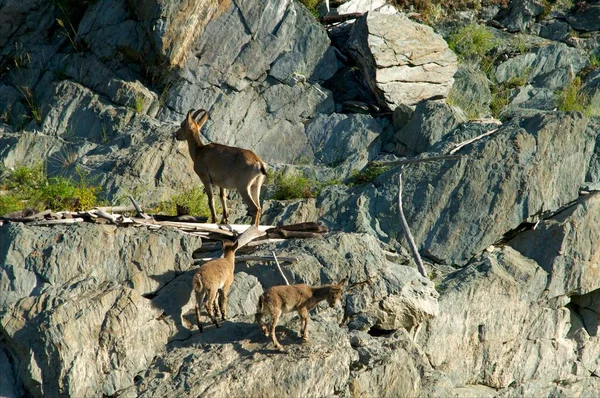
xmin=192 ymin=109 xmax=206 ymax=120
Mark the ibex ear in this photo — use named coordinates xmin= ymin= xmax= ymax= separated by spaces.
xmin=337 ymin=277 xmax=348 ymax=286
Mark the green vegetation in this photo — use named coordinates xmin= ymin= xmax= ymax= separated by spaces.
xmin=391 ymin=1 xmax=508 ymax=23
xmin=348 ymin=164 xmax=392 ymax=186
xmin=134 ymin=95 xmax=145 ymax=113
xmin=152 ymin=187 xmax=211 ymax=217
xmin=267 ymin=170 xmax=341 ymax=200
xmin=300 ymin=0 xmax=320 ymax=18
xmin=0 ymin=164 xmax=102 ymax=215
xmin=16 ymin=86 xmax=42 ymax=124
xmin=556 ymin=76 xmax=600 ymax=117
xmin=448 ymin=23 xmax=498 ymax=64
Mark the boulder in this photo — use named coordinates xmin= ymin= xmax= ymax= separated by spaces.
xmin=305 ymin=113 xmax=382 ymax=169
xmin=493 ymin=0 xmax=546 ymax=33
xmin=494 ymin=43 xmax=588 ymax=90
xmin=317 ymin=112 xmax=595 ymax=266
xmin=394 ymin=100 xmax=464 ymax=154
xmin=448 ymin=66 xmax=492 ymax=119
xmin=509 ymin=192 xmax=600 ymax=298
xmin=347 ymin=12 xmax=457 ymax=109
xmin=566 ymin=5 xmax=600 ymax=32
xmin=419 ymin=246 xmax=576 ymax=389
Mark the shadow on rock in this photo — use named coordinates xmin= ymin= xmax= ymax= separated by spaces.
xmin=149 ymin=269 xmax=197 ymax=341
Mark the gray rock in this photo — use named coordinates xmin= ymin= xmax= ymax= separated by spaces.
xmin=505 ymin=85 xmax=557 ymax=113
xmin=449 ymin=66 xmax=492 ymax=119
xmin=419 ymin=246 xmax=575 ymax=389
xmin=495 ymin=43 xmax=588 ymax=90
xmin=318 ymin=112 xmax=595 ymax=266
xmin=305 ymin=113 xmax=382 ymax=169
xmin=535 ymin=19 xmax=571 ymax=41
xmin=566 ymin=5 xmax=600 ymax=32
xmin=509 ymin=192 xmax=600 ymax=298
xmin=493 ymin=0 xmax=547 ymax=33
xmin=394 ymin=101 xmax=464 ymax=154
xmin=392 ymin=104 xmax=414 ymax=131
xmin=347 ymin=11 xmax=457 ymax=109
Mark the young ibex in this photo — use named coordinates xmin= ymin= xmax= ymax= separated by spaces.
xmin=175 ymin=109 xmax=267 ymax=226
xmin=255 ymin=278 xmax=347 ymax=351
xmin=193 ymin=225 xmax=265 ymax=332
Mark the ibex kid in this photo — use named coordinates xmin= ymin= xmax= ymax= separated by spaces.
xmin=255 ymin=278 xmax=347 ymax=351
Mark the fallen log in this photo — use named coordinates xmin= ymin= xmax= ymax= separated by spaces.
xmin=193 ymin=255 xmax=298 ymax=264
xmin=28 ymin=218 xmax=85 ymax=226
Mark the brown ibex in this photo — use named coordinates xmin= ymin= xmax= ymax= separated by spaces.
xmin=193 ymin=225 xmax=265 ymax=332
xmin=255 ymin=278 xmax=347 ymax=351
xmin=175 ymin=109 xmax=267 ymax=226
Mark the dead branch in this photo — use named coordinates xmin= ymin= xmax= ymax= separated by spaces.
xmin=272 ymin=251 xmax=290 ymax=285
xmin=128 ymin=195 xmax=151 ymax=219
xmin=321 ymin=12 xmax=363 ymax=25
xmin=398 ymin=173 xmax=427 ymax=278
xmin=28 ymin=218 xmax=84 ymax=226
xmin=369 ymin=154 xmax=462 ymax=168
xmin=92 ymin=205 xmax=136 ymax=213
xmin=193 ymin=255 xmax=298 ymax=264
xmin=449 ymin=128 xmax=500 ymax=155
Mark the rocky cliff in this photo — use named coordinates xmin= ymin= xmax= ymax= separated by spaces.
xmin=1 ymin=0 xmax=600 ymax=397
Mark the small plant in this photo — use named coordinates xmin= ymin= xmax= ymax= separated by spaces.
xmin=448 ymin=23 xmax=498 ymax=64
xmin=348 ymin=164 xmax=392 ymax=186
xmin=300 ymin=0 xmax=320 ymax=18
xmin=0 ymin=164 xmax=102 ymax=215
xmin=16 ymin=86 xmax=42 ymax=124
xmin=556 ymin=76 xmax=600 ymax=117
xmin=134 ymin=95 xmax=145 ymax=113
xmin=152 ymin=187 xmax=211 ymax=217
xmin=270 ymin=171 xmax=318 ymax=200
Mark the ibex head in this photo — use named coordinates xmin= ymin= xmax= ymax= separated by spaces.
xmin=326 ymin=278 xmax=347 ymax=308
xmin=175 ymin=109 xmax=209 ymax=142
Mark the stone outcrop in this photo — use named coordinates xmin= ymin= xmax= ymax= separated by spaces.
xmin=2 ymin=0 xmax=600 ymax=396
xmin=347 ymin=11 xmax=458 ymax=109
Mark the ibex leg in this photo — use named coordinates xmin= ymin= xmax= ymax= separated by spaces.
xmin=219 ymin=187 xmax=228 ymax=224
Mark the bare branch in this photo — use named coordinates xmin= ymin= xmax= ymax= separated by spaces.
xmin=370 ymin=154 xmax=462 ymax=168
xmin=449 ymin=128 xmax=499 ymax=155
xmin=128 ymin=195 xmax=151 ymax=220
xmin=272 ymin=251 xmax=290 ymax=285
xmin=398 ymin=173 xmax=428 ymax=278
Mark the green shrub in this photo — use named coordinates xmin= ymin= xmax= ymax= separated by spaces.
xmin=270 ymin=171 xmax=318 ymax=200
xmin=0 ymin=164 xmax=102 ymax=215
xmin=448 ymin=23 xmax=498 ymax=63
xmin=267 ymin=171 xmax=341 ymax=200
xmin=556 ymin=76 xmax=600 ymax=117
xmin=152 ymin=187 xmax=211 ymax=217
xmin=348 ymin=164 xmax=392 ymax=186
xmin=300 ymin=0 xmax=320 ymax=18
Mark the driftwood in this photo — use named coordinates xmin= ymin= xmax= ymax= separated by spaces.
xmin=128 ymin=195 xmax=151 ymax=220
xmin=321 ymin=12 xmax=363 ymax=25
xmin=397 ymin=173 xmax=427 ymax=278
xmin=28 ymin=218 xmax=84 ymax=226
xmin=369 ymin=154 xmax=462 ymax=168
xmin=193 ymin=255 xmax=298 ymax=265
xmin=449 ymin=128 xmax=500 ymax=155
xmin=272 ymin=251 xmax=290 ymax=285
xmin=265 ymin=222 xmax=328 ymax=239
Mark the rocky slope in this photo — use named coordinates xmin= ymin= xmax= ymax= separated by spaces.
xmin=1 ymin=0 xmax=600 ymax=397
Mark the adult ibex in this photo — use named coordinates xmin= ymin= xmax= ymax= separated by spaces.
xmin=255 ymin=278 xmax=347 ymax=351
xmin=175 ymin=109 xmax=267 ymax=226
xmin=193 ymin=225 xmax=265 ymax=332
